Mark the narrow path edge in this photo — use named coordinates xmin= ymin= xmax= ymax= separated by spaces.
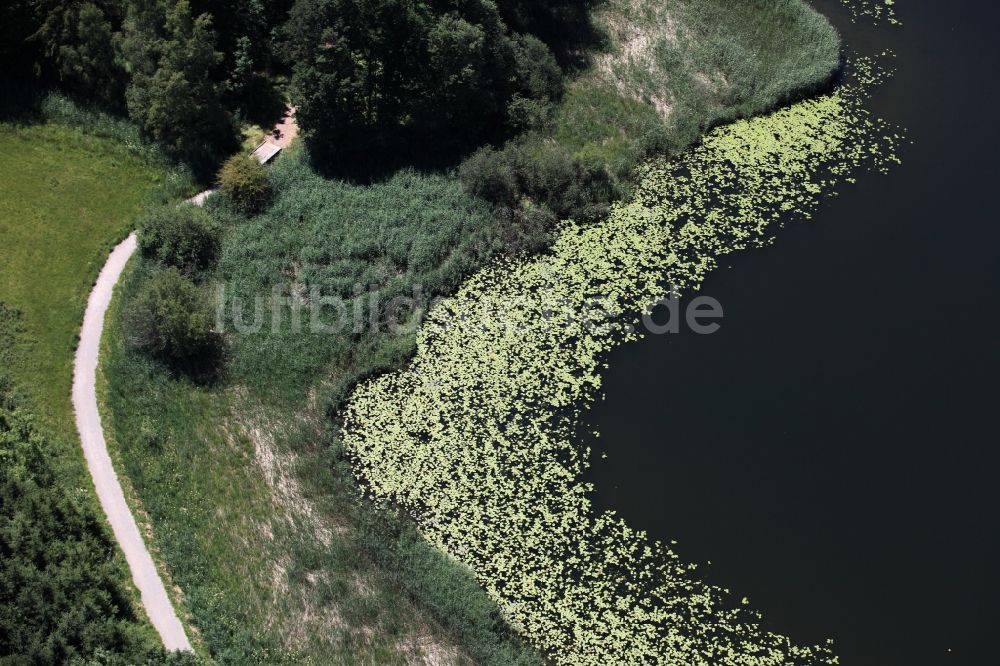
xmin=71 ymin=233 xmax=193 ymax=652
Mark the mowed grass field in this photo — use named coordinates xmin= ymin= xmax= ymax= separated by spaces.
xmin=0 ymin=122 xmax=174 ymax=452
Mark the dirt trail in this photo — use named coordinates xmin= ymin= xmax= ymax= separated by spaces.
xmin=269 ymin=105 xmax=298 ymax=149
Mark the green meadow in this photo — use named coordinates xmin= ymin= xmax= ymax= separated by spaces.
xmin=0 ymin=118 xmax=183 ymax=458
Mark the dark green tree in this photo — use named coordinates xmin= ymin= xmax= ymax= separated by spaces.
xmin=124 ymin=268 xmax=219 ymax=367
xmin=119 ymin=0 xmax=235 ymax=174
xmin=0 ymin=383 xmax=163 ymax=665
xmin=495 ymin=0 xmax=596 ymax=53
xmin=29 ymin=0 xmax=126 ymax=106
xmin=0 ymin=1 xmax=43 ymax=79
xmin=0 ymin=0 xmax=38 ymax=77
xmin=227 ymin=35 xmax=255 ymax=100
xmin=190 ymin=0 xmax=269 ymax=68
xmin=138 ymin=203 xmax=221 ymax=273
xmin=506 ymin=34 xmax=564 ymax=130
xmin=285 ymin=0 xmax=561 ymax=167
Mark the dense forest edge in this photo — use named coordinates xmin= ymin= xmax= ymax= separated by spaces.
xmin=2 ymin=0 xmax=841 ymax=664
xmin=1 ymin=99 xmax=201 ymax=662
xmin=0 ymin=375 xmax=202 ymax=665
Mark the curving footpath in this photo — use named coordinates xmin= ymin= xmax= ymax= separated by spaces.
xmin=72 ymin=107 xmax=298 ymax=653
xmin=72 ymin=233 xmax=193 ymax=652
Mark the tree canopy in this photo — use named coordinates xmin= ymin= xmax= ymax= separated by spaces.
xmin=124 ymin=268 xmax=220 ymax=370
xmin=28 ymin=0 xmax=125 ymax=106
xmin=8 ymin=0 xmax=585 ymax=176
xmin=285 ymin=0 xmax=564 ymax=168
xmin=0 ymin=381 xmax=182 ymax=664
xmin=138 ymin=203 xmax=222 ymax=273
xmin=119 ymin=0 xmax=236 ymax=173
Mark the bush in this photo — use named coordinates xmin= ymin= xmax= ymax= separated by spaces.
xmin=459 ymin=147 xmax=520 ymax=208
xmin=459 ymin=137 xmax=616 ymax=224
xmin=506 ymin=95 xmax=553 ymax=132
xmin=507 ymin=34 xmax=564 ymax=130
xmin=217 ymin=153 xmax=272 ymax=214
xmin=511 ymin=34 xmax=563 ymax=103
xmin=511 ymin=139 xmax=615 ymax=220
xmin=124 ymin=268 xmax=219 ymax=369
xmin=492 ymin=205 xmax=556 ymax=256
xmin=138 ymin=204 xmax=220 ymax=273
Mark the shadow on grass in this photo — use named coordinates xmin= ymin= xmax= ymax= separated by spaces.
xmin=141 ymin=339 xmax=226 ymax=389
xmin=0 ymin=78 xmax=47 ymax=123
xmin=236 ymin=74 xmax=289 ymax=132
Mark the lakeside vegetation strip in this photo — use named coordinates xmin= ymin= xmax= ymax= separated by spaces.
xmin=342 ymin=60 xmax=903 ymax=665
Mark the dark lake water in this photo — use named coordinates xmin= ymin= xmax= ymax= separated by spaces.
xmin=584 ymin=2 xmax=1000 ymax=664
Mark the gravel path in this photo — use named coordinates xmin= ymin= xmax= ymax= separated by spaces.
xmin=72 ymin=233 xmax=193 ymax=652
xmin=71 ymin=108 xmax=300 ymax=652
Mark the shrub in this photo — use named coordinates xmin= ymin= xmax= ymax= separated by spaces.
xmin=124 ymin=268 xmax=219 ymax=368
xmin=506 ymin=95 xmax=553 ymax=132
xmin=217 ymin=153 xmax=272 ymax=214
xmin=511 ymin=139 xmax=615 ymax=220
xmin=459 ymin=137 xmax=616 ymax=223
xmin=138 ymin=204 xmax=220 ymax=273
xmin=507 ymin=34 xmax=564 ymax=130
xmin=492 ymin=205 xmax=556 ymax=257
xmin=459 ymin=147 xmax=520 ymax=208
xmin=511 ymin=34 xmax=563 ymax=103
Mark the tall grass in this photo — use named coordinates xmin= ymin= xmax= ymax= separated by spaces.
xmin=104 ymin=152 xmax=541 ymax=665
xmin=554 ymin=0 xmax=841 ymax=173
xmin=216 ymin=151 xmax=503 ymax=403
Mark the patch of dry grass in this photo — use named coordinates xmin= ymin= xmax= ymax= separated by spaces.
xmin=551 ymin=0 xmax=840 ymax=176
